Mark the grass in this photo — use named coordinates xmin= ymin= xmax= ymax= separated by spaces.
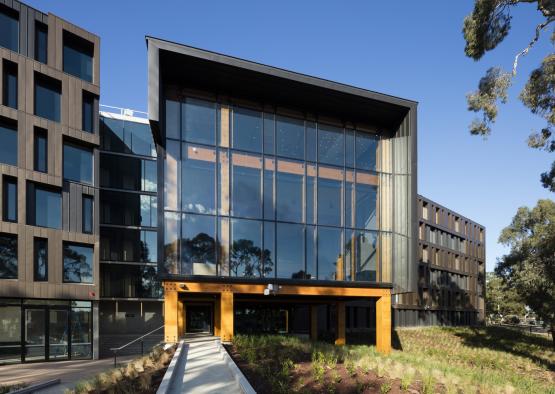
xmin=231 ymin=326 xmax=555 ymax=393
xmin=0 ymin=383 xmax=27 ymax=394
xmin=65 ymin=344 xmax=175 ymax=394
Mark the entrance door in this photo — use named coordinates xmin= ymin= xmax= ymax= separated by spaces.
xmin=186 ymin=306 xmax=213 ymax=334
xmin=48 ymin=309 xmax=69 ymax=360
xmin=23 ymin=306 xmax=70 ymax=362
xmin=23 ymin=308 xmax=46 ymax=361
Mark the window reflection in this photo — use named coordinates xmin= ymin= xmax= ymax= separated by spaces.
xmin=230 ymin=218 xmax=263 ymax=278
xmin=182 ymin=98 xmax=216 ymax=145
xmin=182 ymin=144 xmax=215 ymax=214
xmin=354 ymin=230 xmax=377 ymax=281
xmin=355 ymin=172 xmax=378 ymax=230
xmin=0 ymin=234 xmax=17 ymax=279
xmin=233 ymin=107 xmax=262 ymax=153
xmin=63 ymin=243 xmax=93 ymax=284
xmin=317 ymin=165 xmax=343 ymax=226
xmin=276 ymin=223 xmax=304 ymax=279
xmin=181 ymin=214 xmax=216 ymax=275
xmin=231 ymin=152 xmax=262 ymax=218
xmin=63 ymin=143 xmax=93 ymax=185
xmin=276 ymin=159 xmax=304 ymax=223
xmin=276 ymin=116 xmax=304 ymax=160
xmin=34 ymin=186 xmax=61 ymax=229
xmin=318 ymin=124 xmax=343 ymax=166
xmin=355 ymin=132 xmax=378 ymax=171
xmin=0 ymin=7 xmax=18 ymax=52
xmin=318 ymin=227 xmax=343 ymax=281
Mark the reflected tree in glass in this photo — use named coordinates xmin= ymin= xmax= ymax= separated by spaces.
xmin=230 ymin=239 xmax=273 ymax=278
xmin=181 ymin=233 xmax=216 ymax=275
xmin=0 ymin=235 xmax=17 ymax=279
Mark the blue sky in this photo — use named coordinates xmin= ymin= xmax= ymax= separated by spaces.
xmin=27 ymin=0 xmax=553 ymax=271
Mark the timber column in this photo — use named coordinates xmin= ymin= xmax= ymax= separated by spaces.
xmin=220 ymin=287 xmax=234 ymax=342
xmin=376 ymin=291 xmax=392 ymax=354
xmin=335 ymin=301 xmax=346 ymax=345
xmin=163 ymin=282 xmax=179 ymax=343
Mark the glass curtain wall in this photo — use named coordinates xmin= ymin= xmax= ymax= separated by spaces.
xmin=163 ymin=96 xmax=395 ymax=283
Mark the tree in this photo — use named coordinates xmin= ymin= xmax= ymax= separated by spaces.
xmin=485 ymin=272 xmax=526 ymax=319
xmin=463 ymin=0 xmax=555 ymax=190
xmin=496 ymin=199 xmax=555 ymax=347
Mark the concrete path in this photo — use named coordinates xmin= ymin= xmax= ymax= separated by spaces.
xmin=0 ymin=355 xmax=136 ymax=393
xmin=168 ymin=335 xmax=242 ymax=394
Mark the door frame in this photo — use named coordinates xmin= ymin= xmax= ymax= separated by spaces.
xmin=21 ymin=304 xmax=71 ymax=363
xmin=185 ymin=303 xmax=214 ymax=335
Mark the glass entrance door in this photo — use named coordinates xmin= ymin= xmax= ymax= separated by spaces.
xmin=186 ymin=306 xmax=213 ymax=333
xmin=24 ymin=308 xmax=46 ymax=361
xmin=49 ymin=309 xmax=69 ymax=360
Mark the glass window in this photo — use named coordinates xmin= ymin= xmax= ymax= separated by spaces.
xmin=0 ymin=6 xmax=18 ymax=52
xmin=346 ymin=129 xmax=355 ymax=167
xmin=140 ymin=195 xmax=157 ymax=227
xmin=230 ymin=218 xmax=262 ymax=278
xmin=354 ymin=230 xmax=377 ymax=281
xmin=306 ymin=122 xmax=317 ymax=162
xmin=3 ymin=60 xmax=17 ymax=109
xmin=181 ymin=213 xmax=216 ymax=275
xmin=355 ymin=132 xmax=378 ymax=171
xmin=100 ymin=227 xmax=157 ymax=263
xmin=34 ymin=127 xmax=47 ymax=173
xmin=143 ymin=160 xmax=157 ymax=191
xmin=34 ymin=73 xmax=61 ymax=122
xmin=306 ymin=164 xmax=316 ymax=225
xmin=276 ymin=223 xmax=304 ymax=279
xmin=2 ymin=177 xmax=17 ymax=223
xmin=0 ymin=118 xmax=17 ymax=166
xmin=100 ymin=117 xmax=156 ymax=157
xmin=71 ymin=302 xmax=92 ymax=359
xmin=127 ymin=122 xmax=156 ymax=157
xmin=63 ymin=31 xmax=93 ymax=82
xmin=34 ymin=185 xmax=61 ymax=229
xmin=318 ymin=124 xmax=343 ymax=166
xmin=182 ymin=97 xmax=216 ymax=145
xmin=0 ymin=233 xmax=17 ymax=279
xmin=318 ymin=227 xmax=343 ymax=281
xmin=34 ymin=238 xmax=47 ymax=281
xmin=231 ymin=152 xmax=262 ymax=219
xmin=82 ymin=195 xmax=93 ymax=234
xmin=355 ymin=172 xmax=378 ymax=230
xmin=141 ymin=230 xmax=157 ymax=263
xmin=276 ymin=116 xmax=304 ymax=160
xmin=263 ymin=158 xmax=275 ymax=220
xmin=165 ymin=100 xmax=180 ymax=139
xmin=317 ymin=166 xmax=343 ymax=226
xmin=217 ymin=149 xmax=229 ymax=215
xmin=233 ymin=107 xmax=262 ymax=153
xmin=263 ymin=113 xmax=274 ymax=154
xmin=163 ymin=212 xmax=179 ymax=274
xmin=263 ymin=221 xmax=275 ymax=278
xmin=63 ymin=243 xmax=93 ymax=283
xmin=82 ymin=91 xmax=94 ymax=133
xmin=306 ymin=225 xmax=316 ymax=280
xmin=182 ymin=143 xmax=216 ymax=214
xmin=276 ymin=159 xmax=304 ymax=223
xmin=64 ymin=143 xmax=93 ymax=184
xmin=0 ymin=304 xmax=21 ymax=363
xmin=35 ymin=22 xmax=47 ymax=64
xmin=100 ymin=264 xmax=161 ymax=299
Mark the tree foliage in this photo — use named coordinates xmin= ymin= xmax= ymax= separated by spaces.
xmin=463 ymin=0 xmax=555 ymax=190
xmin=496 ymin=199 xmax=555 ymax=346
xmin=485 ymin=272 xmax=527 ymax=318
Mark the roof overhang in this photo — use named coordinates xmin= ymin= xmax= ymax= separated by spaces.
xmin=146 ymin=36 xmax=417 ymax=144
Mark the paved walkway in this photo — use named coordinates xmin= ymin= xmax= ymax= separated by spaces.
xmin=168 ymin=335 xmax=241 ymax=394
xmin=0 ymin=355 xmax=136 ymax=393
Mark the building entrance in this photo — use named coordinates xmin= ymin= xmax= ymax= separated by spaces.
xmin=186 ymin=305 xmax=213 ymax=334
xmin=22 ymin=304 xmax=70 ymax=362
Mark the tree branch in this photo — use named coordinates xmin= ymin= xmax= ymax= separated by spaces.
xmin=513 ymin=16 xmax=555 ymax=75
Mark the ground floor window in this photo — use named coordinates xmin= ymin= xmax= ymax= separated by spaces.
xmin=0 ymin=299 xmax=93 ymax=364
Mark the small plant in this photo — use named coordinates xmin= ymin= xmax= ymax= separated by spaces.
xmin=312 ymin=351 xmax=326 ymax=384
xmin=400 ymin=374 xmax=412 ymax=391
xmin=422 ymin=374 xmax=436 ymax=394
xmin=345 ymin=359 xmax=357 ymax=377
xmin=380 ymin=382 xmax=392 ymax=394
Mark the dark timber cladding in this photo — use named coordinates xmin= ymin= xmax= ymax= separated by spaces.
xmin=0 ymin=0 xmax=100 ymax=363
xmin=393 ymin=195 xmax=486 ymax=326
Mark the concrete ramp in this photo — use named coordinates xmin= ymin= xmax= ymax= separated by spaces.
xmin=164 ymin=335 xmax=244 ymax=394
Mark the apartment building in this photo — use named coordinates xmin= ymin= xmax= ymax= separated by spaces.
xmin=0 ymin=0 xmax=100 ymax=363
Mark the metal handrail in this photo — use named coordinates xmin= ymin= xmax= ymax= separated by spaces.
xmin=110 ymin=325 xmax=164 ymax=366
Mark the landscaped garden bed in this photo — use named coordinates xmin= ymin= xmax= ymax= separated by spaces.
xmin=68 ymin=344 xmax=176 ymax=394
xmin=226 ymin=326 xmax=555 ymax=393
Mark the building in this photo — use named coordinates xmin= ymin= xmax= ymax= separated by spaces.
xmin=97 ymin=107 xmax=163 ymax=356
xmin=393 ymin=195 xmax=486 ymax=326
xmin=146 ymin=37 xmax=418 ymax=353
xmin=0 ymin=0 xmax=100 ymax=363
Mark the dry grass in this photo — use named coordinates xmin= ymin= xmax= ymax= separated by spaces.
xmin=66 ymin=345 xmax=175 ymax=394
